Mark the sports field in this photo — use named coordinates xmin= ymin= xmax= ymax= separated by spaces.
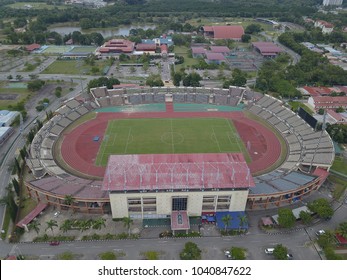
xmin=95 ymin=118 xmax=249 ymax=166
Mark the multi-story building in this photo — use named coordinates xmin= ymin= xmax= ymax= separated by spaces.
xmin=323 ymin=0 xmax=343 ymax=6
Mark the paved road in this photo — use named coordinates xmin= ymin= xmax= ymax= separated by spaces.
xmin=1 ymin=194 xmax=346 ymax=260
xmin=0 ymin=76 xmax=90 ymax=244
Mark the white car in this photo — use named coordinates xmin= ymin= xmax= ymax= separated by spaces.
xmin=53 ymin=211 xmax=60 ymax=218
xmin=316 ymin=229 xmax=325 ymax=236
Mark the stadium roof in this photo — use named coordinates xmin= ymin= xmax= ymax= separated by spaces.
xmin=102 ymin=153 xmax=254 ymax=192
xmin=252 ymin=42 xmax=283 ymax=55
xmin=203 ymin=25 xmax=244 ymax=40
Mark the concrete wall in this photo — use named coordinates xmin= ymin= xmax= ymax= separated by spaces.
xmin=109 ymin=189 xmax=249 ymax=219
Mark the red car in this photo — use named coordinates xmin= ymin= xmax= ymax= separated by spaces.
xmin=49 ymin=241 xmax=60 ymax=246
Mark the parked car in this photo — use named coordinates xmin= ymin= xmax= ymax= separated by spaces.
xmin=265 ymin=248 xmax=275 ymax=254
xmin=53 ymin=211 xmax=60 ymax=218
xmin=316 ymin=229 xmax=325 ymax=236
xmin=224 ymin=250 xmax=232 ymax=259
xmin=287 ymin=253 xmax=293 ymax=260
xmin=49 ymin=241 xmax=60 ymax=246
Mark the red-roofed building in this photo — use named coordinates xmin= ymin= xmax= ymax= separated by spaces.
xmin=301 ymin=86 xmax=334 ymax=97
xmin=25 ymin=43 xmax=41 ymax=52
xmin=203 ymin=25 xmax=244 ymax=41
xmin=135 ymin=43 xmax=157 ymax=53
xmin=327 ymin=110 xmax=346 ymax=123
xmin=104 ymin=153 xmax=254 ymax=219
xmin=314 ymin=20 xmax=334 ymax=34
xmin=252 ymin=42 xmax=283 ymax=58
xmin=98 ymin=39 xmax=135 ymax=54
xmin=209 ymin=46 xmax=230 ymax=55
xmin=160 ymin=44 xmax=168 ymax=57
xmin=205 ymin=52 xmax=227 ymax=64
xmin=308 ymin=96 xmax=347 ymax=111
xmin=191 ymin=46 xmax=206 ymax=58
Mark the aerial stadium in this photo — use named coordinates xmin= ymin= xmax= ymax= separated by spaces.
xmin=22 ymin=86 xmax=334 ymax=230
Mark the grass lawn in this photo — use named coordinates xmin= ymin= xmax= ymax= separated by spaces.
xmin=0 ymin=83 xmax=31 ymax=109
xmin=288 ymin=101 xmax=314 ymax=115
xmin=95 ymin=118 xmax=248 ymax=166
xmin=173 ymin=45 xmax=197 ymax=71
xmin=42 ymin=60 xmax=109 ymax=75
xmin=0 ymin=207 xmax=11 ymax=240
xmin=328 ymin=174 xmax=347 ymax=200
xmin=331 ymin=156 xmax=347 ymax=175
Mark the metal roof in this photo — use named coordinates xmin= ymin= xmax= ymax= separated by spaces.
xmin=102 ymin=153 xmax=254 ymax=192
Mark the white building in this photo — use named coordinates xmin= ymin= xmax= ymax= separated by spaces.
xmin=0 ymin=127 xmax=14 ymax=145
xmin=103 ymin=153 xmax=254 ymax=220
xmin=323 ymin=0 xmax=343 ymax=6
xmin=0 ymin=110 xmax=20 ymax=127
xmin=314 ymin=20 xmax=334 ymax=34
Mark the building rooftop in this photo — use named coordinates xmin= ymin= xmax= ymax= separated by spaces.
xmin=191 ymin=47 xmax=206 ymax=54
xmin=252 ymin=42 xmax=283 ymax=55
xmin=203 ymin=25 xmax=244 ymax=40
xmin=209 ymin=46 xmax=230 ymax=53
xmin=205 ymin=52 xmax=226 ymax=61
xmin=102 ymin=153 xmax=254 ymax=192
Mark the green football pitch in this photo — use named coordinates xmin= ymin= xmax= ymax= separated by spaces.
xmin=95 ymin=118 xmax=249 ymax=166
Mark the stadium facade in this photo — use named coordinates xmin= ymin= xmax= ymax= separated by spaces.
xmin=24 ymin=86 xmax=334 ymax=226
xmin=103 ymin=153 xmax=253 ymax=219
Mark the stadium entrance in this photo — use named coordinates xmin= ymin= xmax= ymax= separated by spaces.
xmin=172 ymin=197 xmax=188 ymax=211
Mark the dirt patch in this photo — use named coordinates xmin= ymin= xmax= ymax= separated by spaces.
xmin=0 ymin=93 xmax=18 ymax=100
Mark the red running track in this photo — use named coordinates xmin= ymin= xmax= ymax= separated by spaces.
xmin=60 ymin=109 xmax=282 ymax=178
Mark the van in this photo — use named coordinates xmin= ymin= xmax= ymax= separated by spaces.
xmin=265 ymin=248 xmax=275 ymax=254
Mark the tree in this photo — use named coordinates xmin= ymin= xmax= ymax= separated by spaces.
xmin=221 ymin=214 xmax=232 ymax=232
xmin=64 ymin=195 xmax=75 ymax=206
xmin=299 ymin=211 xmax=313 ymax=225
xmin=337 ymin=222 xmax=347 ymax=239
xmin=79 ymin=219 xmax=92 ymax=232
xmin=19 ymin=146 xmax=28 ymax=161
xmin=336 ymin=107 xmax=344 ymax=113
xmin=245 ymin=24 xmax=262 ymax=34
xmin=28 ymin=220 xmax=41 ymax=235
xmin=318 ymin=108 xmax=325 ymax=115
xmin=230 ymin=247 xmax=246 ymax=260
xmin=241 ymin=34 xmax=251 ymax=43
xmin=237 ymin=214 xmax=248 ymax=232
xmin=99 ymin=251 xmax=117 ymax=260
xmin=16 ymin=74 xmax=23 ymax=81
xmin=273 ymin=244 xmax=288 ymax=260
xmin=182 ymin=72 xmax=202 ymax=87
xmin=146 ymin=74 xmax=164 ymax=87
xmin=122 ymin=216 xmax=133 ymax=236
xmin=179 ymin=242 xmax=201 ymax=260
xmin=27 ymin=80 xmax=45 ymax=92
xmin=173 ymin=72 xmax=182 ymax=86
xmin=45 ymin=219 xmax=58 ymax=236
xmin=14 ymin=158 xmax=21 ymax=177
xmin=317 ymin=231 xmax=336 ymax=249
xmin=92 ymin=218 xmax=106 ymax=230
xmin=143 ymin=62 xmax=149 ymax=73
xmin=59 ymin=220 xmax=72 ymax=233
xmin=277 ymin=208 xmax=296 ymax=228
xmin=308 ymin=198 xmax=334 ymax=220
xmin=11 ymin=178 xmax=20 ymax=197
